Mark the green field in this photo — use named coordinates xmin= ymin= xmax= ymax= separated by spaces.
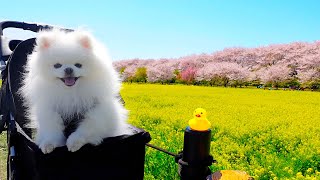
xmin=1 ymin=84 xmax=320 ymax=179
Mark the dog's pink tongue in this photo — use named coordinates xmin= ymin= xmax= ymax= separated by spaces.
xmin=64 ymin=77 xmax=76 ymax=86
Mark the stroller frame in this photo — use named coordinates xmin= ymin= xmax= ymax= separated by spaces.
xmin=0 ymin=21 xmax=71 ymax=179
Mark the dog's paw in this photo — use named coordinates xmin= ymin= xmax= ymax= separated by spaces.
xmin=39 ymin=142 xmax=55 ymax=154
xmin=66 ymin=133 xmax=86 ymax=152
xmin=36 ymin=134 xmax=66 ymax=154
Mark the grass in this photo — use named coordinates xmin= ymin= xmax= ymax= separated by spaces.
xmin=0 ymin=84 xmax=319 ymax=179
xmin=0 ymin=133 xmax=6 ymax=180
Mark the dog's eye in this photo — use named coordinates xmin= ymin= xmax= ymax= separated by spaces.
xmin=54 ymin=63 xmax=62 ymax=69
xmin=75 ymin=63 xmax=82 ymax=68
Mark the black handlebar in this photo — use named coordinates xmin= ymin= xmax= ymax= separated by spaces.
xmin=0 ymin=21 xmax=51 ymax=35
xmin=0 ymin=21 xmax=72 ymax=35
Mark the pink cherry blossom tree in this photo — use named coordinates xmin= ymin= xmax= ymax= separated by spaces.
xmin=259 ymin=65 xmax=291 ymax=88
xmin=121 ymin=65 xmax=136 ymax=82
xmin=147 ymin=64 xmax=175 ymax=83
xmin=180 ymin=67 xmax=197 ymax=84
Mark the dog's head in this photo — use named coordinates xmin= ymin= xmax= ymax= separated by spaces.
xmin=33 ymin=30 xmax=99 ymax=87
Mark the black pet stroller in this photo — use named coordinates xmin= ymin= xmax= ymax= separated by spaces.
xmin=0 ymin=21 xmax=151 ymax=180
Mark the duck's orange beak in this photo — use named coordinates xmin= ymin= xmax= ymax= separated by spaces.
xmin=196 ymin=114 xmax=201 ymax=118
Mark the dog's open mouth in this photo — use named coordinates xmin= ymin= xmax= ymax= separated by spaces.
xmin=60 ymin=77 xmax=79 ymax=86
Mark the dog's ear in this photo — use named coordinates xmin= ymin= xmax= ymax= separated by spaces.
xmin=78 ymin=32 xmax=92 ymax=50
xmin=37 ymin=33 xmax=52 ymax=50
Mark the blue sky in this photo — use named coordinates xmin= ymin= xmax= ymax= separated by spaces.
xmin=1 ymin=0 xmax=319 ymax=61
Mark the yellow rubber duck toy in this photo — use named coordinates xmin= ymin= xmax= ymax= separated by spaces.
xmin=188 ymin=108 xmax=211 ymax=131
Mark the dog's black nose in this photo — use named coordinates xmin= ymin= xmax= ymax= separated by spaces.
xmin=65 ymin=67 xmax=74 ymax=75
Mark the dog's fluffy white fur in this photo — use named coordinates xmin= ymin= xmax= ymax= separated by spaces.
xmin=1 ymin=36 xmax=12 ymax=56
xmin=20 ymin=29 xmax=128 ymax=154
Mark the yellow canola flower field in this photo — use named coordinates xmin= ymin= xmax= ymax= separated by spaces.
xmin=121 ymin=84 xmax=320 ymax=180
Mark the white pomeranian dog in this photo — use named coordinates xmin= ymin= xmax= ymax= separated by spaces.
xmin=20 ymin=29 xmax=128 ymax=154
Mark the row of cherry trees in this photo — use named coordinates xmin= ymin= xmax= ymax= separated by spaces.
xmin=113 ymin=41 xmax=320 ymax=89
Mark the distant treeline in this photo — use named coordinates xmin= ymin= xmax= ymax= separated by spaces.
xmin=113 ymin=41 xmax=320 ymax=89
